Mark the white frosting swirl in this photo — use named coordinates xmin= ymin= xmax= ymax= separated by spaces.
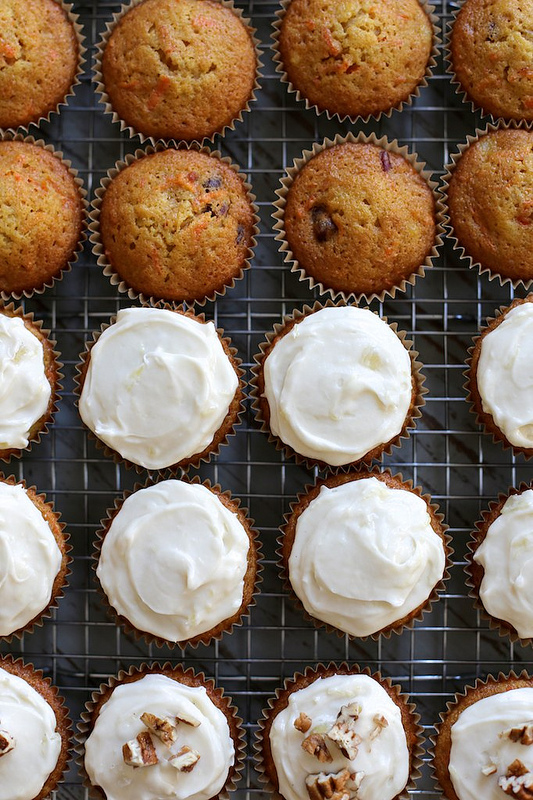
xmin=0 ymin=482 xmax=61 ymax=637
xmin=474 ymin=489 xmax=533 ymax=638
xmin=0 ymin=314 xmax=51 ymax=450
xmin=288 ymin=477 xmax=445 ymax=637
xmin=477 ymin=303 xmax=533 ymax=448
xmin=84 ymin=673 xmax=235 ymax=800
xmin=269 ymin=673 xmax=410 ymax=800
xmin=262 ymin=307 xmax=413 ymax=466
xmin=0 ymin=666 xmax=62 ymax=800
xmin=78 ymin=307 xmax=239 ymax=470
xmin=97 ymin=480 xmax=250 ymax=642
xmin=449 ymin=687 xmax=533 ymax=800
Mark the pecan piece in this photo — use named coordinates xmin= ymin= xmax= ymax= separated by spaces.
xmin=122 ymin=731 xmax=158 ymax=768
xmin=500 ymin=724 xmax=533 ymax=746
xmin=327 ymin=703 xmax=362 ymax=760
xmin=0 ymin=730 xmax=14 ymax=757
xmin=311 ymin=205 xmax=337 ymax=242
xmin=294 ymin=712 xmax=312 ymax=733
xmin=140 ymin=712 xmax=177 ymax=747
xmin=305 ymin=768 xmax=362 ymax=800
xmin=175 ymin=709 xmax=200 ymax=727
xmin=302 ymin=733 xmax=332 ymax=763
xmin=499 ymin=760 xmax=533 ymax=799
xmin=369 ymin=714 xmax=388 ymax=741
xmin=168 ymin=745 xmax=201 ymax=772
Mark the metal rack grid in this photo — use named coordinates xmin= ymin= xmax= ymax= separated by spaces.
xmin=1 ymin=0 xmax=532 ymax=796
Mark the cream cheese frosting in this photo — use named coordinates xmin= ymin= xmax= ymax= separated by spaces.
xmin=477 ymin=302 xmax=533 ymax=449
xmin=97 ymin=480 xmax=250 ymax=642
xmin=269 ymin=673 xmax=410 ymax=800
xmin=78 ymin=307 xmax=239 ymax=470
xmin=0 ymin=482 xmax=62 ymax=637
xmin=0 ymin=314 xmax=51 ymax=450
xmin=288 ymin=477 xmax=445 ymax=637
xmin=262 ymin=307 xmax=413 ymax=466
xmin=0 ymin=666 xmax=62 ymax=800
xmin=449 ymin=687 xmax=533 ymax=800
xmin=84 ymin=673 xmax=235 ymax=800
xmin=473 ymin=489 xmax=533 ymax=638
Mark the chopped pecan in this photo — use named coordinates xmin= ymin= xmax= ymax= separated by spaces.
xmin=305 ymin=768 xmax=354 ymax=800
xmin=168 ymin=745 xmax=201 ymax=772
xmin=326 ymin=703 xmax=362 ymax=760
xmin=0 ymin=730 xmax=14 ymax=757
xmin=140 ymin=712 xmax=178 ymax=747
xmin=499 ymin=760 xmax=533 ymax=799
xmin=175 ymin=709 xmax=200 ymax=727
xmin=500 ymin=724 xmax=533 ymax=746
xmin=369 ymin=714 xmax=389 ymax=741
xmin=481 ymin=762 xmax=497 ymax=776
xmin=302 ymin=733 xmax=332 ymax=763
xmin=122 ymin=731 xmax=158 ymax=768
xmin=294 ymin=712 xmax=312 ymax=733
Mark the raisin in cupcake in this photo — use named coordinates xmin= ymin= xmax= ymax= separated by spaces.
xmin=257 ymin=664 xmax=422 ymax=800
xmin=96 ymin=0 xmax=259 ymax=143
xmin=81 ymin=663 xmax=244 ymax=800
xmin=444 ymin=125 xmax=533 ymax=288
xmin=77 ymin=305 xmax=243 ymax=472
xmin=281 ymin=470 xmax=448 ymax=638
xmin=274 ymin=135 xmax=439 ymax=302
xmin=252 ymin=303 xmax=425 ymax=471
xmin=273 ymin=0 xmax=435 ymax=122
xmin=449 ymin=0 xmax=533 ymax=121
xmin=91 ymin=146 xmax=257 ymax=304
xmin=0 ymin=136 xmax=86 ymax=298
xmin=94 ymin=477 xmax=260 ymax=648
xmin=433 ymin=673 xmax=533 ymax=800
xmin=0 ymin=0 xmax=84 ymax=131
xmin=0 ymin=655 xmax=71 ymax=800
xmin=466 ymin=296 xmax=533 ymax=456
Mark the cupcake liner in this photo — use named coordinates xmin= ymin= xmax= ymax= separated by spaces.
xmin=0 ymin=472 xmax=71 ymax=642
xmin=0 ymin=131 xmax=88 ymax=301
xmin=273 ymin=132 xmax=444 ymax=305
xmin=89 ymin=142 xmax=259 ymax=307
xmin=92 ymin=474 xmax=262 ymax=649
xmin=271 ymin=0 xmax=439 ymax=127
xmin=76 ymin=662 xmax=246 ymax=800
xmin=93 ymin=0 xmax=263 ymax=146
xmin=464 ymin=295 xmax=533 ymax=458
xmin=0 ymin=302 xmax=63 ymax=463
xmin=0 ymin=654 xmax=72 ymax=798
xmin=441 ymin=119 xmax=533 ymax=290
xmin=254 ymin=662 xmax=423 ymax=800
xmin=0 ymin=0 xmax=86 ymax=136
xmin=431 ymin=670 xmax=533 ymax=800
xmin=74 ymin=302 xmax=245 ymax=475
xmin=278 ymin=467 xmax=451 ymax=641
xmin=250 ymin=299 xmax=427 ymax=473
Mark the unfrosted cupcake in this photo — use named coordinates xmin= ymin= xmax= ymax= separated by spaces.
xmin=253 ymin=305 xmax=423 ymax=470
xmin=0 ymin=655 xmax=71 ymax=800
xmin=433 ymin=673 xmax=533 ymax=800
xmin=82 ymin=664 xmax=243 ymax=800
xmin=281 ymin=470 xmax=447 ymax=638
xmin=95 ymin=478 xmax=259 ymax=647
xmin=467 ymin=296 xmax=533 ymax=456
xmin=77 ymin=306 xmax=243 ymax=471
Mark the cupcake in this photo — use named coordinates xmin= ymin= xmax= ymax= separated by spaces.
xmin=253 ymin=304 xmax=424 ymax=470
xmin=0 ymin=475 xmax=69 ymax=640
xmin=467 ymin=484 xmax=533 ymax=644
xmin=433 ymin=673 xmax=533 ymax=800
xmin=449 ymin=0 xmax=533 ymax=121
xmin=257 ymin=664 xmax=421 ymax=800
xmin=97 ymin=0 xmax=259 ymax=142
xmin=95 ymin=478 xmax=259 ymax=647
xmin=274 ymin=0 xmax=434 ymax=121
xmin=276 ymin=138 xmax=438 ymax=302
xmin=0 ymin=304 xmax=60 ymax=460
xmin=0 ymin=0 xmax=82 ymax=131
xmin=77 ymin=305 xmax=243 ymax=471
xmin=0 ymin=138 xmax=85 ymax=298
xmin=93 ymin=146 xmax=257 ymax=304
xmin=281 ymin=470 xmax=448 ymax=638
xmin=0 ymin=655 xmax=71 ymax=800
xmin=445 ymin=126 xmax=533 ymax=287
xmin=82 ymin=664 xmax=243 ymax=800
xmin=467 ymin=296 xmax=533 ymax=456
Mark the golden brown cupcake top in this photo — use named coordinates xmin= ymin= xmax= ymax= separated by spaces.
xmin=451 ymin=0 xmax=533 ymax=121
xmin=101 ymin=0 xmax=257 ymax=141
xmin=283 ymin=142 xmax=436 ymax=298
xmin=98 ymin=148 xmax=255 ymax=303
xmin=0 ymin=140 xmax=84 ymax=295
xmin=447 ymin=128 xmax=533 ymax=283
xmin=0 ymin=0 xmax=79 ymax=130
xmin=278 ymin=0 xmax=433 ymax=119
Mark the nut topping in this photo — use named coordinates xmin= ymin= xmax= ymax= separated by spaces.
xmin=294 ymin=712 xmax=312 ymax=733
xmin=305 ymin=768 xmax=355 ymax=800
xmin=122 ymin=731 xmax=158 ymax=768
xmin=0 ymin=730 xmax=14 ymax=757
xmin=168 ymin=745 xmax=201 ymax=772
xmin=501 ymin=724 xmax=533 ymax=746
xmin=481 ymin=762 xmax=497 ymax=776
xmin=140 ymin=712 xmax=178 ymax=747
xmin=302 ymin=733 xmax=333 ymax=763
xmin=327 ymin=703 xmax=362 ymax=760
xmin=175 ymin=709 xmax=201 ymax=727
xmin=369 ymin=714 xmax=389 ymax=741
xmin=499 ymin=760 xmax=533 ymax=799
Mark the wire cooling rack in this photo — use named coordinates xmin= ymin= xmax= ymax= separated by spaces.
xmin=1 ymin=0 xmax=533 ymax=797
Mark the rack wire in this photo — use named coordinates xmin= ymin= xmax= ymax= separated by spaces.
xmin=1 ymin=0 xmax=532 ymax=797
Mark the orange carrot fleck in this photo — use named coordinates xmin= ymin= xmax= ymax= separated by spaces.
xmin=147 ymin=75 xmax=171 ymax=111
xmin=192 ymin=15 xmax=218 ymax=28
xmin=323 ymin=27 xmax=342 ymax=57
xmin=523 ymin=96 xmax=533 ymax=109
xmin=305 ymin=20 xmax=316 ymax=31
